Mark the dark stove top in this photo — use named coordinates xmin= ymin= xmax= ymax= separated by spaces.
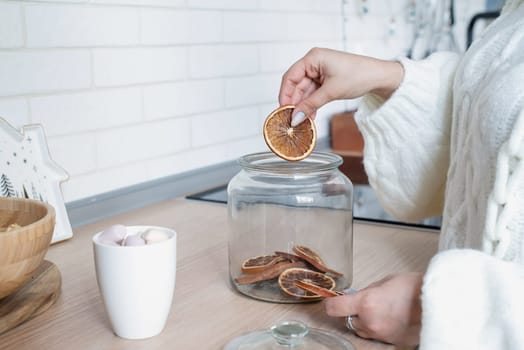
xmin=187 ymin=185 xmax=441 ymax=231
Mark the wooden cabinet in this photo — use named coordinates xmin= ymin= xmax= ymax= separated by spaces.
xmin=330 ymin=111 xmax=368 ymax=185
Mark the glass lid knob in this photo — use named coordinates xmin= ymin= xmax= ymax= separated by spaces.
xmin=270 ymin=320 xmax=309 ymax=347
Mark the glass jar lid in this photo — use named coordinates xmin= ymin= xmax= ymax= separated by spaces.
xmin=223 ymin=320 xmax=355 ymax=350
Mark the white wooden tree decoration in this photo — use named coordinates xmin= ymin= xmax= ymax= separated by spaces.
xmin=0 ymin=117 xmax=73 ymax=243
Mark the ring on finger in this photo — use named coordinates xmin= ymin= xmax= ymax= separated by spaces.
xmin=345 ymin=315 xmax=357 ymax=332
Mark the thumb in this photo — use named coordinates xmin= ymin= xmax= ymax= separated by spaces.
xmin=292 ymin=88 xmax=331 ymax=126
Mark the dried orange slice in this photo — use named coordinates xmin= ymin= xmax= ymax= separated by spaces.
xmin=263 ymin=105 xmax=317 ymax=161
xmin=278 ymin=267 xmax=335 ymax=299
xmin=274 ymin=251 xmax=303 ymax=262
xmin=293 ymin=245 xmax=343 ymax=277
xmin=294 ymin=280 xmax=343 ymax=298
xmin=235 ymin=261 xmax=305 ymax=285
xmin=241 ymin=255 xmax=286 ymax=274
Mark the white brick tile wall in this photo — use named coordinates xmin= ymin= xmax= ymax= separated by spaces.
xmin=26 ymin=5 xmax=140 ymax=47
xmin=225 ymin=136 xmax=266 ymax=160
xmin=0 ymin=3 xmax=24 ymax=48
xmin=30 ymin=88 xmax=142 ymax=136
xmin=188 ymin=0 xmax=257 ymax=9
xmin=189 ymin=44 xmax=258 ymax=79
xmin=145 ymin=144 xmax=229 ymax=180
xmin=258 ymin=0 xmax=341 ymax=13
xmin=96 ymin=118 xmax=191 ymax=168
xmin=347 ymin=39 xmax=395 ymax=59
xmin=0 ymin=98 xmax=29 ymax=128
xmin=29 ymin=0 xmax=87 ymax=3
xmin=0 ymin=0 xmax=486 ymax=202
xmin=91 ymin=0 xmax=185 ymax=7
xmin=61 ymin=163 xmax=149 ymax=201
xmin=140 ymin=9 xmax=222 ymax=45
xmin=0 ymin=50 xmax=91 ymax=96
xmin=93 ymin=47 xmax=188 ymax=86
xmin=191 ymin=107 xmax=259 ymax=147
xmin=346 ymin=16 xmax=388 ymax=42
xmin=258 ymin=42 xmax=341 ymax=73
xmin=287 ymin=14 xmax=343 ymax=41
xmin=353 ymin=1 xmax=400 ymax=16
xmin=225 ymin=74 xmax=280 ymax=108
xmin=223 ymin=12 xmax=288 ymax=43
xmin=258 ymin=103 xmax=276 ymax=126
xmin=143 ymin=80 xmax=224 ymax=120
xmin=259 ymin=43 xmax=309 ymax=73
xmin=46 ymin=134 xmax=97 ymax=176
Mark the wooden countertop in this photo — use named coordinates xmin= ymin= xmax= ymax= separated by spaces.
xmin=1 ymin=199 xmax=439 ymax=350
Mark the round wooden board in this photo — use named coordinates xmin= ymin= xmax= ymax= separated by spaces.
xmin=0 ymin=260 xmax=61 ymax=335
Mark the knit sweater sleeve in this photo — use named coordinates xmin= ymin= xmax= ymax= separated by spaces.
xmin=419 ymin=249 xmax=524 ymax=350
xmin=354 ymin=52 xmax=460 ymax=222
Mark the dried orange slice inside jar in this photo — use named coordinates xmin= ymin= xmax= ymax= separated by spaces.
xmin=241 ymin=254 xmax=286 ymax=275
xmin=278 ymin=267 xmax=336 ymax=299
xmin=263 ymin=105 xmax=317 ymax=161
xmin=293 ymin=245 xmax=343 ymax=277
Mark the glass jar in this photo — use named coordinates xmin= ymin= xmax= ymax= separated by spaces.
xmin=227 ymin=152 xmax=353 ymax=303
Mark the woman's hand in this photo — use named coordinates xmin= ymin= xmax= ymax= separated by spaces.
xmin=279 ymin=47 xmax=403 ymax=125
xmin=324 ymin=272 xmax=423 ymax=346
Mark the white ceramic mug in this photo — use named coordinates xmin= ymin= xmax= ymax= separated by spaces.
xmin=93 ymin=225 xmax=177 ymax=340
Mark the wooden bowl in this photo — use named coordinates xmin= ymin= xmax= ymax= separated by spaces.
xmin=0 ymin=197 xmax=55 ymax=299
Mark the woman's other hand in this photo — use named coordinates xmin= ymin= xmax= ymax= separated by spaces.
xmin=324 ymin=272 xmax=423 ymax=346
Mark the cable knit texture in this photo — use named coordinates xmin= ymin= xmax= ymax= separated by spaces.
xmin=420 ymin=249 xmax=524 ymax=349
xmin=356 ymin=53 xmax=458 ymax=222
xmin=355 ymin=0 xmax=524 ymax=348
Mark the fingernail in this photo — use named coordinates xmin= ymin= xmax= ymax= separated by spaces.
xmin=291 ymin=112 xmax=306 ymax=127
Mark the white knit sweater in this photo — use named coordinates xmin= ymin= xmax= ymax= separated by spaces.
xmin=354 ymin=0 xmax=524 ymax=348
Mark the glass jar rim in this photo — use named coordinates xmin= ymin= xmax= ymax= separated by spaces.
xmin=238 ymin=152 xmax=343 ymax=174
